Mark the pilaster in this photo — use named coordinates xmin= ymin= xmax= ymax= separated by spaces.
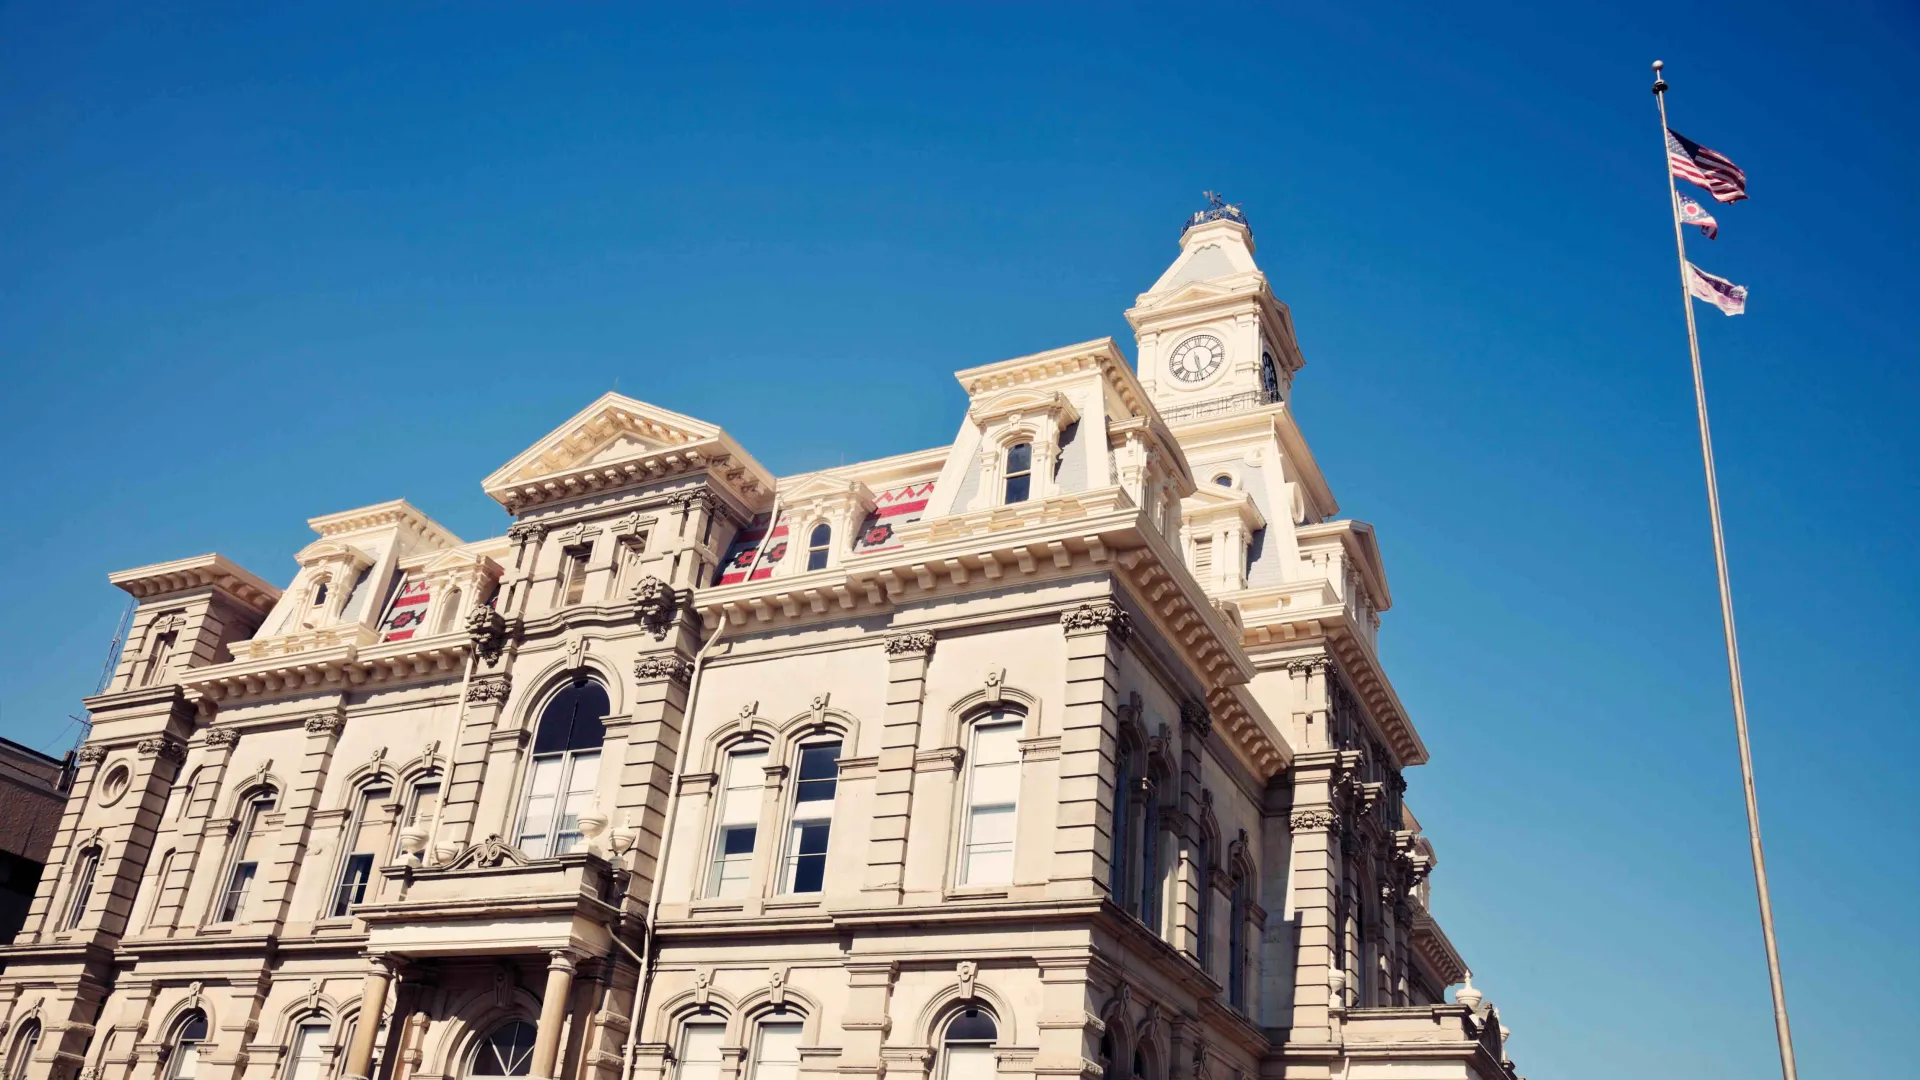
xmin=1050 ymin=602 xmax=1130 ymax=899
xmin=864 ymin=632 xmax=934 ymax=903
xmin=256 ymin=707 xmax=345 ymax=928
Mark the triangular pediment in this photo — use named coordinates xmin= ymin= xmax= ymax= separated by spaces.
xmin=779 ymin=472 xmax=876 ymax=506
xmin=484 ymin=393 xmax=722 ymax=492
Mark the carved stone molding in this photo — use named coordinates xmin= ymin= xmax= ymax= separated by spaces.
xmin=671 ymin=488 xmax=722 ymax=515
xmin=467 ymin=673 xmax=513 ymax=705
xmin=1180 ymin=699 xmax=1212 ymax=741
xmin=1289 ymin=809 xmax=1337 ymax=833
xmin=448 ymin=834 xmax=528 ymax=869
xmin=136 ymin=736 xmax=188 ymax=763
xmin=1285 ymin=655 xmax=1333 ymax=677
xmin=630 ymin=576 xmax=677 ymax=640
xmin=883 ymin=631 xmax=935 ymax=657
xmin=203 ymin=725 xmax=239 ymax=748
xmin=1061 ymin=601 xmax=1133 ymax=643
xmin=467 ymin=606 xmax=509 ymax=665
xmin=75 ymin=744 xmax=107 ymax=764
xmin=633 ymin=656 xmax=694 ymax=684
xmin=304 ymin=713 xmax=344 ymax=735
xmin=506 ymin=521 xmax=546 ymax=544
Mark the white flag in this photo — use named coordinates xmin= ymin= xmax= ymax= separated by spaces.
xmin=1687 ymin=262 xmax=1748 ymax=316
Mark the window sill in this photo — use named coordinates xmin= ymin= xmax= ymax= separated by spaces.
xmin=763 ymin=896 xmax=823 ymax=913
xmin=944 ymin=886 xmax=1011 ymax=901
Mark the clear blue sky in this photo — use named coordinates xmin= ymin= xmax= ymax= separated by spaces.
xmin=3 ymin=2 xmax=1914 ymax=1075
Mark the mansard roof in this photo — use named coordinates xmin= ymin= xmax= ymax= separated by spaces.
xmin=482 ymin=392 xmax=775 ymax=512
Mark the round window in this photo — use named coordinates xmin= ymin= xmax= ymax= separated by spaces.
xmin=98 ymin=764 xmax=132 ymax=806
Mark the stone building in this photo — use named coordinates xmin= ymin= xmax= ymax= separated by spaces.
xmin=0 ymin=204 xmax=1523 ymax=1080
xmin=0 ymin=737 xmax=74 ymax=957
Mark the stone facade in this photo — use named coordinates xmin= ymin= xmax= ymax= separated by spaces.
xmin=0 ymin=737 xmax=74 ymax=956
xmin=0 ymin=205 xmax=1523 ymax=1080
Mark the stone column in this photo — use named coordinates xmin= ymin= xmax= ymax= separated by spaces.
xmin=344 ymin=956 xmax=396 ymax=1080
xmin=864 ymin=632 xmax=934 ymax=903
xmin=1051 ymin=601 xmax=1130 ymax=899
xmin=1284 ymin=750 xmax=1341 ymax=1045
xmin=837 ymin=961 xmax=898 ymax=1080
xmin=623 ymin=656 xmax=693 ymax=897
xmin=529 ymin=950 xmax=582 ymax=1080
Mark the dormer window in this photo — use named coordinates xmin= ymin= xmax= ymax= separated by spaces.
xmin=312 ymin=580 xmax=329 ymax=606
xmin=1003 ymin=443 xmax=1032 ymax=504
xmin=806 ymin=524 xmax=832 ymax=571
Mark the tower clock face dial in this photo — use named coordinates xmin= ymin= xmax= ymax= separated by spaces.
xmin=1168 ymin=334 xmax=1225 ymax=383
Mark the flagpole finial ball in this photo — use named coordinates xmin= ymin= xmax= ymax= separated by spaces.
xmin=1652 ymin=60 xmax=1664 ymax=71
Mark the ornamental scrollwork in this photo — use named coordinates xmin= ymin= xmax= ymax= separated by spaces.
xmin=1180 ymin=699 xmax=1213 ymax=741
xmin=671 ymin=488 xmax=722 ymax=516
xmin=882 ymin=631 xmax=935 ymax=656
xmin=136 ymin=736 xmax=188 ymax=763
xmin=467 ymin=605 xmax=509 ymax=664
xmin=506 ymin=521 xmax=547 ymax=545
xmin=1289 ymin=809 xmax=1336 ymax=833
xmin=630 ymin=576 xmax=677 ymax=640
xmin=467 ymin=673 xmax=513 ymax=705
xmin=204 ymin=725 xmax=239 ymax=747
xmin=304 ymin=713 xmax=343 ymax=735
xmin=75 ymin=744 xmax=107 ymax=764
xmin=1060 ymin=601 xmax=1133 ymax=643
xmin=633 ymin=656 xmax=695 ymax=684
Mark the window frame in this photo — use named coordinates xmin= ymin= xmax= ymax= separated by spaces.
xmin=804 ymin=523 xmax=832 ymax=572
xmin=557 ymin=545 xmax=593 ymax=607
xmin=779 ymin=739 xmax=842 ymax=895
xmin=937 ymin=1007 xmax=999 ymax=1080
xmin=329 ymin=783 xmax=394 ymax=918
xmin=6 ymin=1019 xmax=40 ymax=1080
xmin=671 ymin=1020 xmax=727 ymax=1080
xmin=214 ymin=789 xmax=277 ymax=924
xmin=707 ymin=743 xmax=771 ymax=898
xmin=957 ymin=710 xmax=1024 ymax=888
xmin=1193 ymin=831 xmax=1215 ymax=973
xmin=469 ymin=1019 xmax=537 ymax=1077
xmin=1002 ymin=443 xmax=1033 ymax=505
xmin=512 ymin=680 xmax=610 ymax=861
xmin=282 ymin=1017 xmax=333 ymax=1080
xmin=1228 ymin=870 xmax=1251 ymax=1010
xmin=745 ymin=1018 xmax=803 ymax=1080
xmin=64 ymin=847 xmax=100 ymax=930
xmin=166 ymin=1011 xmax=210 ymax=1080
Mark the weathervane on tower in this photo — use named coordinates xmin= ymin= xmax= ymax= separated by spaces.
xmin=1184 ymin=190 xmax=1248 ymax=235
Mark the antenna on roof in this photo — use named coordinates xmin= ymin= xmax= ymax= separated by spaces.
xmin=95 ymin=598 xmax=135 ymax=696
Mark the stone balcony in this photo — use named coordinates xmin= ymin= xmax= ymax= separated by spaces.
xmin=357 ymin=844 xmax=640 ymax=960
xmin=1340 ymin=1004 xmax=1517 ymax=1080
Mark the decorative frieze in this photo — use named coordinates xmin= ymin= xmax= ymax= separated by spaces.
xmin=1060 ymin=600 xmax=1133 ymax=643
xmin=467 ymin=673 xmax=513 ymax=704
xmin=633 ymin=656 xmax=694 ymax=684
xmin=882 ymin=631 xmax=935 ymax=657
xmin=137 ymin=736 xmax=188 ymax=763
xmin=1289 ymin=809 xmax=1337 ymax=833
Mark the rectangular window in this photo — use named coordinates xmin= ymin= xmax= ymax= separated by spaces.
xmin=708 ymin=747 xmax=768 ymax=897
xmin=943 ymin=1045 xmax=996 ymax=1080
xmin=1192 ymin=537 xmax=1213 ymax=584
xmin=1003 ymin=443 xmax=1032 ymax=504
xmin=65 ymin=851 xmax=98 ymax=930
xmin=783 ymin=741 xmax=841 ymax=894
xmin=561 ymin=547 xmax=592 ymax=606
xmin=960 ymin=720 xmax=1022 ymax=886
xmin=514 ymin=753 xmax=600 ymax=860
xmin=749 ymin=1023 xmax=802 ymax=1080
xmin=217 ymin=862 xmax=257 ymax=923
xmin=331 ymin=786 xmax=392 ymax=917
xmin=552 ymin=752 xmax=600 ymax=856
xmin=675 ymin=1024 xmax=726 ymax=1080
xmin=286 ymin=1020 xmax=332 ymax=1080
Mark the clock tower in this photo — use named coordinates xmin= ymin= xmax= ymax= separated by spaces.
xmin=1126 ymin=196 xmax=1304 ymax=419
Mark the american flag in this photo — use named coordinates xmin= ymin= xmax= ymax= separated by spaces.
xmin=1668 ymin=128 xmax=1748 ymax=203
xmin=1677 ymin=194 xmax=1720 ymax=240
xmin=1686 ymin=262 xmax=1748 ymax=316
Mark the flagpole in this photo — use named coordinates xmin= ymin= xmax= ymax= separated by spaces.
xmin=1651 ymin=60 xmax=1799 ymax=1080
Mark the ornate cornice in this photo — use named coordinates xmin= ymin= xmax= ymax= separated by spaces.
xmin=633 ymin=656 xmax=694 ymax=684
xmin=108 ymin=553 xmax=280 ymax=612
xmin=882 ymin=631 xmax=935 ymax=657
xmin=1061 ymin=601 xmax=1133 ymax=643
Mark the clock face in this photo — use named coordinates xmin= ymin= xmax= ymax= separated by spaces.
xmin=1167 ymin=334 xmax=1225 ymax=383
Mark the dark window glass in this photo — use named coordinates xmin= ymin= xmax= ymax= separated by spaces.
xmin=178 ymin=1013 xmax=208 ymax=1042
xmin=721 ymin=828 xmax=757 ymax=856
xmin=789 ymin=822 xmax=831 ymax=893
xmin=531 ymin=681 xmax=609 ymax=755
xmin=946 ymin=1009 xmax=997 ymax=1042
xmin=1006 ymin=443 xmax=1031 ymax=472
xmin=795 ymin=742 xmax=841 ymax=800
xmin=473 ymin=1021 xmax=537 ymax=1076
xmin=332 ymin=853 xmax=374 ymax=917
xmin=1005 ymin=443 xmax=1034 ymax=503
xmin=807 ymin=524 xmax=831 ymax=571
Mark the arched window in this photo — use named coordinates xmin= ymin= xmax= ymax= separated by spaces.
xmin=959 ymin=709 xmax=1023 ymax=886
xmin=673 ymin=1021 xmax=725 ymax=1080
xmin=1108 ymin=745 xmax=1135 ymax=907
xmin=471 ymin=1020 xmax=536 ymax=1077
xmin=939 ymin=1008 xmax=998 ymax=1080
xmin=782 ymin=739 xmax=841 ymax=894
xmin=167 ymin=1011 xmax=209 ymax=1080
xmin=331 ymin=783 xmax=394 ymax=917
xmin=709 ymin=743 xmax=770 ymax=897
xmin=1131 ymin=1049 xmax=1149 ymax=1080
xmin=1260 ymin=351 xmax=1280 ymax=402
xmin=1139 ymin=780 xmax=1164 ymax=933
xmin=805 ymin=524 xmax=832 ymax=572
xmin=1096 ymin=1031 xmax=1115 ymax=1080
xmin=65 ymin=847 xmax=100 ymax=930
xmin=6 ymin=1019 xmax=40 ymax=1080
xmin=747 ymin=1017 xmax=802 ymax=1080
xmin=142 ymin=625 xmax=179 ymax=686
xmin=515 ymin=680 xmax=609 ymax=859
xmin=1003 ymin=443 xmax=1032 ymax=504
xmin=217 ymin=788 xmax=278 ymax=923
xmin=436 ymin=588 xmax=464 ymax=634
xmin=284 ymin=1017 xmax=332 ymax=1080
xmin=1228 ymin=872 xmax=1251 ymax=1010
xmin=1193 ymin=830 xmax=1215 ymax=973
